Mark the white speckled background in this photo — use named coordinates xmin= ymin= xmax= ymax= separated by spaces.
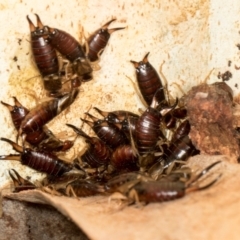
xmin=1 ymin=0 xmax=240 ymax=186
xmin=1 ymin=1 xmax=240 ymax=239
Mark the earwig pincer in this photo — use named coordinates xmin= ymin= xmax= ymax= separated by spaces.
xmin=27 ymin=14 xmax=62 ymax=94
xmin=85 ymin=19 xmax=125 ymax=62
xmin=0 ymin=138 xmax=73 ymax=177
xmin=18 ymin=89 xmax=79 ymax=140
xmin=66 ymin=124 xmax=111 ymax=168
xmin=81 ymin=113 xmax=129 ymax=149
xmin=131 ymin=52 xmax=166 ymax=106
xmin=8 ymin=169 xmax=36 ymax=192
xmin=1 ymin=97 xmax=29 ymax=130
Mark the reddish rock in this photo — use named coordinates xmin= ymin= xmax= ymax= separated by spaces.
xmin=185 ymin=82 xmax=239 ymax=162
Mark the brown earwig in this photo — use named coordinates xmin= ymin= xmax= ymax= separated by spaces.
xmin=118 ymin=116 xmax=139 ymax=140
xmin=66 ymin=124 xmax=111 ymax=168
xmin=1 ymin=97 xmax=49 ymax=145
xmin=65 ymin=179 xmax=104 ymax=197
xmin=172 ymin=106 xmax=187 ymax=119
xmin=37 ymin=133 xmax=74 ymax=152
xmin=110 ymin=145 xmax=139 ymax=172
xmin=0 ymin=138 xmax=73 ymax=177
xmin=164 ymin=135 xmax=197 ymax=164
xmin=93 ymin=107 xmax=139 ymax=124
xmin=70 ymin=75 xmax=82 ymax=89
xmin=45 ymin=170 xmax=85 ymax=183
xmin=27 ymin=14 xmax=62 ymax=93
xmin=135 ymin=96 xmax=165 ymax=155
xmin=127 ymin=161 xmax=221 ymax=203
xmin=81 ymin=113 xmax=129 ymax=149
xmin=47 ymin=23 xmax=93 ymax=81
xmin=148 ymin=135 xmax=198 ymax=179
xmin=105 ymin=172 xmax=151 ymax=193
xmin=131 ymin=52 xmax=166 ymax=106
xmin=18 ymin=89 xmax=78 ymax=139
xmin=93 ymin=107 xmax=139 ymax=139
xmin=171 ymin=119 xmax=190 ymax=143
xmin=1 ymin=97 xmax=74 ymax=151
xmin=85 ymin=19 xmax=125 ymax=62
xmin=162 ymin=106 xmax=188 ymax=129
xmin=135 ymin=95 xmax=179 ymax=155
xmin=41 ymin=171 xmax=86 ymax=195
xmin=162 ymin=111 xmax=178 ymax=129
xmin=1 ymin=97 xmax=29 ymax=130
xmin=9 ymin=169 xmax=36 ymax=192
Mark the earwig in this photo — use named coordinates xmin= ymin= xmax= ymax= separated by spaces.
xmin=93 ymin=107 xmax=139 ymax=124
xmin=27 ymin=14 xmax=62 ymax=93
xmin=131 ymin=52 xmax=166 ymax=106
xmin=66 ymin=124 xmax=111 ymax=168
xmin=81 ymin=113 xmax=129 ymax=149
xmin=135 ymin=95 xmax=179 ymax=155
xmin=24 ymin=129 xmax=50 ymax=146
xmin=127 ymin=161 xmax=221 ymax=203
xmin=93 ymin=107 xmax=139 ymax=139
xmin=148 ymin=135 xmax=197 ymax=179
xmin=70 ymin=75 xmax=82 ymax=89
xmin=18 ymin=89 xmax=78 ymax=138
xmin=85 ymin=19 xmax=125 ymax=62
xmin=110 ymin=145 xmax=139 ymax=172
xmin=1 ymin=97 xmax=74 ymax=151
xmin=47 ymin=23 xmax=93 ymax=81
xmin=162 ymin=106 xmax=188 ymax=129
xmin=1 ymin=97 xmax=50 ymax=146
xmin=65 ymin=179 xmax=105 ymax=197
xmin=37 ymin=133 xmax=74 ymax=152
xmin=162 ymin=111 xmax=177 ymax=129
xmin=105 ymin=172 xmax=151 ymax=193
xmin=172 ymin=106 xmax=187 ymax=119
xmin=135 ymin=96 xmax=165 ymax=155
xmin=9 ymin=169 xmax=36 ymax=192
xmin=0 ymin=138 xmax=73 ymax=177
xmin=171 ymin=119 xmax=190 ymax=143
xmin=47 ymin=26 xmax=85 ymax=62
xmin=118 ymin=116 xmax=139 ymax=140
xmin=162 ymin=135 xmax=197 ymax=167
xmin=1 ymin=97 xmax=29 ymax=130
xmin=41 ymin=171 xmax=86 ymax=195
